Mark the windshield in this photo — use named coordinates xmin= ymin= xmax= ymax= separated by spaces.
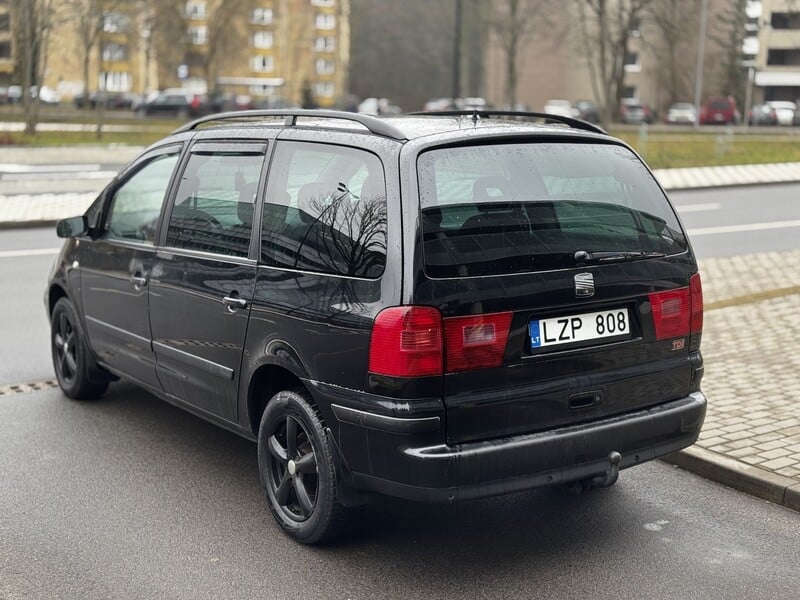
xmin=417 ymin=142 xmax=687 ymax=278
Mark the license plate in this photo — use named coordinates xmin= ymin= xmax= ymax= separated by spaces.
xmin=529 ymin=308 xmax=630 ymax=349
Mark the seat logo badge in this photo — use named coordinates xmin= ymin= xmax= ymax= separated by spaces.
xmin=574 ymin=273 xmax=595 ymax=298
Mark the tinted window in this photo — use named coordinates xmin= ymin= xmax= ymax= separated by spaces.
xmin=260 ymin=142 xmax=387 ymax=278
xmin=104 ymin=152 xmax=180 ymax=244
xmin=166 ymin=150 xmax=265 ymax=257
xmin=417 ymin=142 xmax=687 ymax=278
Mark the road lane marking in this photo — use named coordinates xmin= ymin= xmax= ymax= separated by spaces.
xmin=1 ymin=171 xmax=117 ymax=182
xmin=0 ymin=248 xmax=61 ymax=258
xmin=688 ymin=219 xmax=800 ymax=236
xmin=675 ymin=203 xmax=721 ymax=213
xmin=0 ymin=163 xmax=101 ymax=173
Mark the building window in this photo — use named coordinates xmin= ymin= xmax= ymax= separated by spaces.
xmin=185 ymin=1 xmax=206 ymax=18
xmin=253 ymin=30 xmax=273 ymax=49
xmin=771 ymin=12 xmax=800 ymax=30
xmin=101 ymin=42 xmax=128 ymax=62
xmin=314 ymin=82 xmax=334 ymax=98
xmin=99 ymin=71 xmax=130 ymax=92
xmin=314 ymin=36 xmax=335 ymax=52
xmin=315 ymin=13 xmax=335 ymax=29
xmin=0 ymin=41 xmax=10 ymax=60
xmin=623 ymin=51 xmax=640 ymax=72
xmin=188 ymin=25 xmax=208 ymax=45
xmin=0 ymin=12 xmax=9 ymax=32
xmin=315 ymin=59 xmax=335 ymax=75
xmin=252 ymin=7 xmax=273 ymax=25
xmin=767 ymin=49 xmax=800 ymax=66
xmin=103 ymin=13 xmax=130 ymax=33
xmin=252 ymin=55 xmax=274 ymax=73
xmin=311 ymin=0 xmax=335 ymax=6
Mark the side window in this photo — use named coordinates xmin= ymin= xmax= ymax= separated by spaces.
xmin=261 ymin=142 xmax=387 ymax=278
xmin=104 ymin=152 xmax=180 ymax=244
xmin=166 ymin=149 xmax=265 ymax=258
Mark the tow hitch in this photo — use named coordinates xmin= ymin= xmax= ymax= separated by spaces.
xmin=568 ymin=451 xmax=622 ymax=494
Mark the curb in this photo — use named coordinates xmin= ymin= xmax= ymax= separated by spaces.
xmin=0 ymin=219 xmax=60 ymax=231
xmin=663 ymin=446 xmax=800 ymax=512
xmin=659 ymin=179 xmax=800 ymax=193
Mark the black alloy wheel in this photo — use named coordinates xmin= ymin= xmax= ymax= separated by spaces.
xmin=257 ymin=389 xmax=345 ymax=543
xmin=50 ymin=297 xmax=109 ymax=399
xmin=267 ymin=413 xmax=319 ymax=521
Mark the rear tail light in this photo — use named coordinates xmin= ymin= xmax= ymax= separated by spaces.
xmin=368 ymin=307 xmax=442 ymax=377
xmin=648 ymin=273 xmax=703 ymax=342
xmin=443 ymin=312 xmax=513 ymax=373
xmin=368 ymin=307 xmax=514 ymax=377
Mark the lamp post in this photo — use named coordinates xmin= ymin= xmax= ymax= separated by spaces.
xmin=452 ymin=0 xmax=462 ymax=107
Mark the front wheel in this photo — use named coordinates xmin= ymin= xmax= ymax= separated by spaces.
xmin=51 ymin=297 xmax=109 ymax=399
xmin=257 ymin=389 xmax=345 ymax=544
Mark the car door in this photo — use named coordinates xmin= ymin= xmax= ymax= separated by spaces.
xmin=80 ymin=144 xmax=183 ymax=390
xmin=148 ymin=141 xmax=267 ymax=423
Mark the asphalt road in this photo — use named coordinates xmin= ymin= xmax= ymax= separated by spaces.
xmin=1 ymin=183 xmax=799 ymax=598
xmin=2 ymin=384 xmax=798 ymax=600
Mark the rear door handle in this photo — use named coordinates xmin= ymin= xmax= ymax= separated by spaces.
xmin=222 ymin=295 xmax=248 ymax=311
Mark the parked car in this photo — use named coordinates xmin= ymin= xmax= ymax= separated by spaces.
xmin=665 ymin=102 xmax=697 ymax=125
xmin=6 ymin=85 xmax=22 ymax=103
xmin=74 ymin=91 xmax=138 ymax=110
xmin=794 ymin=102 xmax=800 ymax=126
xmin=748 ymin=103 xmax=778 ymax=126
xmin=135 ymin=88 xmax=221 ymax=118
xmin=699 ymin=96 xmax=740 ymax=125
xmin=575 ymin=99 xmax=601 ymax=123
xmin=48 ymin=109 xmax=706 ymax=544
xmin=543 ymin=99 xmax=578 ymax=118
xmin=765 ymin=101 xmax=796 ymax=126
xmin=619 ymin=101 xmax=654 ymax=124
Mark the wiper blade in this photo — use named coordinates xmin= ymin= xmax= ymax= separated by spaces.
xmin=574 ymin=250 xmax=666 ymax=264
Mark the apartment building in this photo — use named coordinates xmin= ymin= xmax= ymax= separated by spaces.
xmin=753 ymin=0 xmax=800 ymax=102
xmin=0 ymin=0 xmax=12 ymax=84
xmin=34 ymin=0 xmax=349 ymax=107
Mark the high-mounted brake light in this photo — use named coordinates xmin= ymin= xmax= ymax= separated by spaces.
xmin=444 ymin=312 xmax=513 ymax=373
xmin=368 ymin=307 xmax=443 ymax=377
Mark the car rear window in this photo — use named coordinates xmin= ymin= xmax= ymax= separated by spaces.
xmin=417 ymin=142 xmax=687 ymax=278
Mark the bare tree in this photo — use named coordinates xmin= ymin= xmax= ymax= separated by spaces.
xmin=710 ymin=0 xmax=748 ymax=107
xmin=194 ymin=0 xmax=250 ymax=94
xmin=573 ymin=0 xmax=654 ymax=122
xmin=488 ymin=0 xmax=552 ymax=109
xmin=15 ymin=0 xmax=63 ymax=135
xmin=645 ymin=0 xmax=701 ymax=111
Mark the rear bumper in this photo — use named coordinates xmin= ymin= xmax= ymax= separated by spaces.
xmin=326 ymin=389 xmax=706 ymax=503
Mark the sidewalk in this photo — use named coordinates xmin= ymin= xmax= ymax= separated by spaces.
xmin=1 ymin=148 xmax=800 ymax=510
xmin=665 ymin=250 xmax=800 ymax=511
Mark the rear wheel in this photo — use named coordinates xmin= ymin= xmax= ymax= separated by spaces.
xmin=257 ymin=389 xmax=345 ymax=544
xmin=51 ymin=298 xmax=109 ymax=399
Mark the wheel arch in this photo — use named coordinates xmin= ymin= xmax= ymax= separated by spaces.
xmin=246 ymin=363 xmax=308 ymax=437
xmin=48 ymin=283 xmax=69 ymax=317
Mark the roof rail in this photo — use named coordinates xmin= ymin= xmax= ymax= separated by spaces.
xmin=406 ymin=110 xmax=607 ymax=135
xmin=173 ymin=109 xmax=408 ymax=140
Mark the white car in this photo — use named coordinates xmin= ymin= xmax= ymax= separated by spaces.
xmin=543 ymin=99 xmax=578 ymax=118
xmin=666 ymin=103 xmax=697 ymax=124
xmin=765 ymin=101 xmax=796 ymax=126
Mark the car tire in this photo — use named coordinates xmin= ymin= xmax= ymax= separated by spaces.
xmin=257 ymin=388 xmax=346 ymax=544
xmin=51 ymin=297 xmax=109 ymax=400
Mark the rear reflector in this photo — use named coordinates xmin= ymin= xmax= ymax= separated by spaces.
xmin=368 ymin=307 xmax=443 ymax=377
xmin=689 ymin=273 xmax=703 ymax=334
xmin=444 ymin=312 xmax=513 ymax=373
xmin=649 ymin=276 xmax=703 ymax=342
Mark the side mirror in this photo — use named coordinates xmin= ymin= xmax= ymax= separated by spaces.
xmin=56 ymin=216 xmax=88 ymax=238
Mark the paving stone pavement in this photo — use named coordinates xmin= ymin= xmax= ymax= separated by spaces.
xmin=691 ymin=250 xmax=800 ymax=505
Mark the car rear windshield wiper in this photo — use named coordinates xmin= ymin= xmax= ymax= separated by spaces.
xmin=574 ymin=250 xmax=666 ymax=264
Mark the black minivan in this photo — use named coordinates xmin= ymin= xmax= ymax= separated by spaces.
xmin=47 ymin=110 xmax=706 ymax=543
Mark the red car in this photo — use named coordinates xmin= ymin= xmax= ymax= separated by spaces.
xmin=699 ymin=96 xmax=741 ymax=125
